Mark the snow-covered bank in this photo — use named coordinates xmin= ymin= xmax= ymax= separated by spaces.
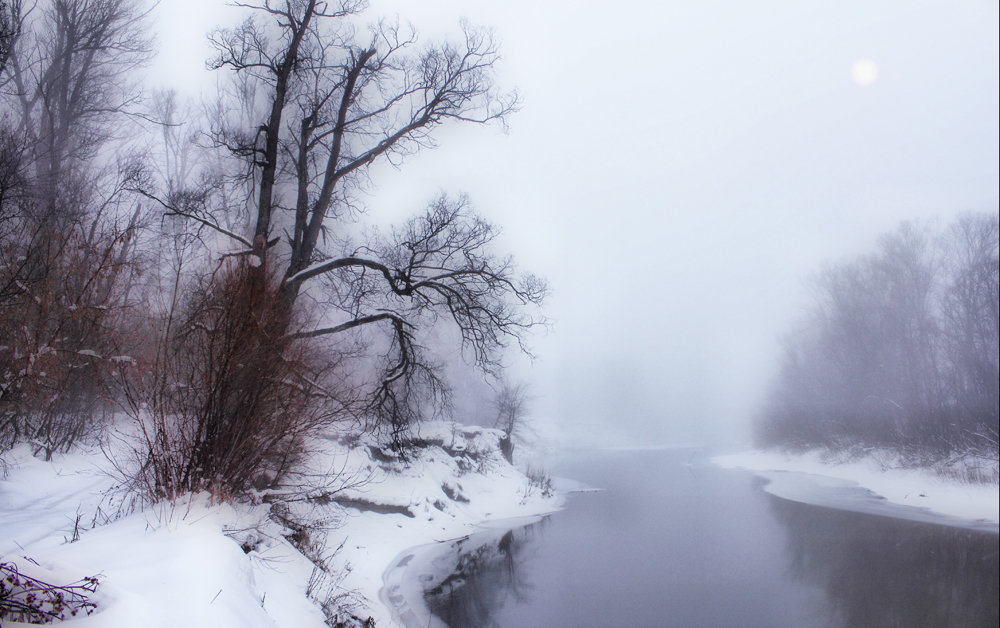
xmin=0 ymin=445 xmax=326 ymax=627
xmin=314 ymin=422 xmax=565 ymax=627
xmin=712 ymin=449 xmax=999 ymax=530
xmin=0 ymin=422 xmax=564 ymax=627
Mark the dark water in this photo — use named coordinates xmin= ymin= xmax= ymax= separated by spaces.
xmin=422 ymin=448 xmax=999 ymax=628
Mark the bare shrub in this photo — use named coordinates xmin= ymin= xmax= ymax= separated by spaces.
xmin=523 ymin=465 xmax=553 ymax=499
xmin=0 ymin=207 xmax=143 ymax=458
xmin=119 ymin=260 xmax=343 ymax=500
xmin=0 ymin=560 xmax=100 ymax=623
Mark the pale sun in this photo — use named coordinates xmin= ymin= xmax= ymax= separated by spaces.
xmin=850 ymin=58 xmax=879 ymax=87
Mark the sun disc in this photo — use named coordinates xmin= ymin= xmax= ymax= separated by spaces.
xmin=850 ymin=58 xmax=879 ymax=87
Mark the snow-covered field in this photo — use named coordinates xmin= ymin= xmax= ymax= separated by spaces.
xmin=713 ymin=449 xmax=999 ymax=531
xmin=0 ymin=422 xmax=564 ymax=627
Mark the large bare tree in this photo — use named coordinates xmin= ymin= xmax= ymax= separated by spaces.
xmin=128 ymin=0 xmax=544 ymax=493
xmin=159 ymin=2 xmax=539 ymax=417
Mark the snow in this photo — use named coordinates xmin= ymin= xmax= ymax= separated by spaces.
xmin=712 ymin=449 xmax=999 ymax=531
xmin=299 ymin=422 xmax=565 ymax=626
xmin=283 ymin=258 xmax=338 ymax=285
xmin=0 ymin=445 xmax=326 ymax=627
xmin=6 ymin=429 xmax=995 ymax=627
xmin=0 ymin=422 xmax=564 ymax=627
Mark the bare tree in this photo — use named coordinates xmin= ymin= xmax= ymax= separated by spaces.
xmin=287 ymin=196 xmax=545 ymax=436
xmin=113 ymin=1 xmax=544 ymax=498
xmin=493 ymin=380 xmax=530 ymax=463
xmin=0 ymin=0 xmax=24 ymax=216
xmin=3 ymin=0 xmax=152 ymax=218
xmin=195 ymin=1 xmax=517 ymax=281
xmin=0 ymin=0 xmax=152 ymax=456
xmin=0 ymin=0 xmax=21 ymax=78
xmin=149 ymin=89 xmax=201 ymax=199
xmin=940 ymin=213 xmax=999 ymax=442
xmin=136 ymin=1 xmax=542 ymax=468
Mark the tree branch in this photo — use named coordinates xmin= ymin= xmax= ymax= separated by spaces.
xmin=284 ymin=311 xmax=409 ymax=340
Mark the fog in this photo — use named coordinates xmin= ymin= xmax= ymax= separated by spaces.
xmin=150 ymin=0 xmax=999 ymax=448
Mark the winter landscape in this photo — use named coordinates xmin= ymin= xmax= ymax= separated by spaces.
xmin=1 ymin=0 xmax=998 ymax=627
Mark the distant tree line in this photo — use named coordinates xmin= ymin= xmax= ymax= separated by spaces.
xmin=756 ymin=213 xmax=998 ymax=457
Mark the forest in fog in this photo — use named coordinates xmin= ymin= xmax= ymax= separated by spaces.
xmin=757 ymin=213 xmax=999 ymax=459
xmin=0 ymin=0 xmax=542 ymax=499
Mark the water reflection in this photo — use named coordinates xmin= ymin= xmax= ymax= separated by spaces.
xmin=414 ymin=451 xmax=999 ymax=628
xmin=424 ymin=521 xmax=543 ymax=628
xmin=768 ymin=494 xmax=1000 ymax=628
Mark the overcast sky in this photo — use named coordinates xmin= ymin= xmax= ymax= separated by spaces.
xmin=149 ymin=0 xmax=1000 ymax=448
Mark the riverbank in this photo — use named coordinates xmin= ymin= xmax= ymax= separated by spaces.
xmin=313 ymin=422 xmax=566 ymax=626
xmin=366 ymin=447 xmax=999 ymax=627
xmin=0 ymin=422 xmax=564 ymax=627
xmin=712 ymin=448 xmax=999 ymax=528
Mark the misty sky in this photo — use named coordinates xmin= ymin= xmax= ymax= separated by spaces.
xmin=148 ymin=0 xmax=1000 ymax=447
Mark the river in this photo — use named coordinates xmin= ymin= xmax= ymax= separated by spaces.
xmin=388 ymin=447 xmax=999 ymax=628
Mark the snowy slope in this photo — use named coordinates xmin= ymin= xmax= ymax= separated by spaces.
xmin=0 ymin=444 xmax=327 ymax=627
xmin=713 ymin=449 xmax=999 ymax=530
xmin=0 ymin=422 xmax=564 ymax=627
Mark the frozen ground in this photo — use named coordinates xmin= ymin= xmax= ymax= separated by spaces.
xmin=0 ymin=422 xmax=564 ymax=627
xmin=713 ymin=449 xmax=999 ymax=531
